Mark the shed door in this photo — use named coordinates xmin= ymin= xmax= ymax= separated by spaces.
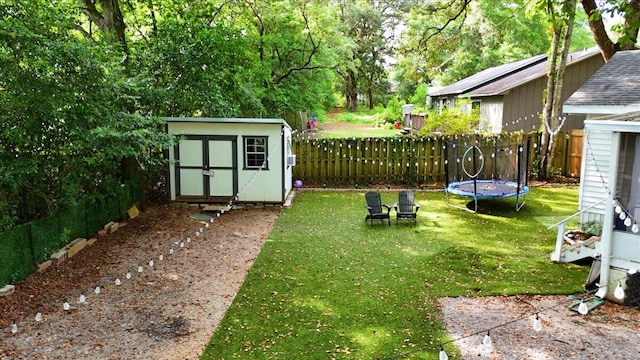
xmin=175 ymin=135 xmax=237 ymax=200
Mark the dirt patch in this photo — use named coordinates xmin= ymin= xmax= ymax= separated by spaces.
xmin=439 ymin=295 xmax=640 ymax=359
xmin=0 ymin=205 xmax=280 ymax=360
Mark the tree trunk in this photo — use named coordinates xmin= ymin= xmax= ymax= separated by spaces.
xmin=346 ymin=69 xmax=358 ymax=112
xmin=581 ymin=0 xmax=616 ymax=61
xmin=546 ymin=0 xmax=576 ymax=176
xmin=539 ymin=27 xmax=561 ymax=180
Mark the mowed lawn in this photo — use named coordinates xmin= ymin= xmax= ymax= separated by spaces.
xmin=202 ymin=186 xmax=587 ymax=359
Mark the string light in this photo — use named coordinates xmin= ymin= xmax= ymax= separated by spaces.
xmin=63 ymin=301 xmax=70 ymax=311
xmin=115 ymin=278 xmax=121 ymax=286
xmin=614 ymin=282 xmax=625 ymax=300
xmin=482 ymin=331 xmax=492 ymax=347
xmin=439 ymin=347 xmax=448 ymax=360
xmin=35 ymin=312 xmax=42 ymax=322
xmin=78 ymin=294 xmax=86 ymax=304
xmin=577 ymin=300 xmax=589 ymax=315
xmin=158 ymin=254 xmax=164 ymax=261
xmin=532 ymin=314 xmax=542 ymax=332
xmin=11 ymin=321 xmax=18 ymax=334
xmin=94 ymin=286 xmax=101 ymax=295
xmin=126 ymin=272 xmax=132 ymax=279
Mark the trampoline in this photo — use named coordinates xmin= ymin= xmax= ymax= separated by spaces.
xmin=445 ymin=138 xmax=531 ymax=212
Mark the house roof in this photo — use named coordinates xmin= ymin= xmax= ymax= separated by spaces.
xmin=428 ymin=54 xmax=547 ymax=97
xmin=564 ymin=50 xmax=640 ymax=115
xmin=466 ymin=47 xmax=601 ymax=97
xmin=164 ymin=117 xmax=291 ymax=128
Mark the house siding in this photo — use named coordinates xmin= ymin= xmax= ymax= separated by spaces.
xmin=577 ymin=128 xmax=611 ymax=224
xmin=478 ymin=97 xmax=504 ymax=133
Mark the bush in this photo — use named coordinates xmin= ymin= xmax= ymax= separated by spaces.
xmin=419 ymin=106 xmax=481 ymax=135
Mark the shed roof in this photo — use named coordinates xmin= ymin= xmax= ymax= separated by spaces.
xmin=466 ymin=48 xmax=600 ymax=97
xmin=564 ymin=50 xmax=640 ymax=114
xmin=165 ymin=117 xmax=291 ymax=128
xmin=428 ymin=54 xmax=547 ymax=97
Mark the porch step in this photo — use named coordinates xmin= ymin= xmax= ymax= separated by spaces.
xmin=550 ymin=236 xmax=602 ymax=263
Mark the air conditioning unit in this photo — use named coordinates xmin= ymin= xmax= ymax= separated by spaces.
xmin=287 ymin=154 xmax=297 ymax=166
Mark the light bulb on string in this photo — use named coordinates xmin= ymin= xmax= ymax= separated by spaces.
xmin=169 ymin=248 xmax=174 ymax=255
xmin=11 ymin=321 xmax=18 ymax=334
xmin=439 ymin=347 xmax=449 ymax=360
xmin=187 ymin=236 xmax=191 ymax=243
xmin=149 ymin=259 xmax=154 ymax=267
xmin=35 ymin=312 xmax=42 ymax=322
xmin=79 ymin=294 xmax=86 ymax=304
xmin=195 ymin=231 xmax=200 ymax=237
xmin=482 ymin=331 xmax=492 ymax=347
xmin=615 ymin=204 xmax=622 ymax=214
xmin=614 ymin=282 xmax=625 ymax=300
xmin=180 ymin=241 xmax=185 ymax=248
xmin=624 ymin=217 xmax=632 ymax=227
xmin=619 ymin=211 xmax=627 ymax=220
xmin=533 ymin=314 xmax=542 ymax=332
xmin=137 ymin=265 xmax=143 ymax=273
xmin=115 ymin=278 xmax=121 ymax=286
xmin=199 ymin=227 xmax=203 ymax=233
xmin=159 ymin=254 xmax=164 ymax=261
xmin=578 ymin=300 xmax=589 ymax=315
xmin=205 ymin=222 xmax=210 ymax=228
xmin=63 ymin=301 xmax=70 ymax=311
xmin=632 ymin=223 xmax=639 ymax=233
xmin=126 ymin=272 xmax=132 ymax=279
xmin=95 ymin=286 xmax=101 ymax=294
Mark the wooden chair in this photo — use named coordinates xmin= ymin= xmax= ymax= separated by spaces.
xmin=394 ymin=190 xmax=419 ymax=224
xmin=364 ymin=191 xmax=391 ymax=226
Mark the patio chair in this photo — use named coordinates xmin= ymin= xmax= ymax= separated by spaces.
xmin=364 ymin=191 xmax=391 ymax=226
xmin=394 ymin=190 xmax=420 ymax=224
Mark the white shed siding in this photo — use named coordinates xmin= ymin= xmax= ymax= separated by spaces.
xmin=578 ymin=128 xmax=611 ymax=223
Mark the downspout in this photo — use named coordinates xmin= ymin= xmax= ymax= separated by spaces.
xmin=600 ymin=131 xmax=621 ymax=298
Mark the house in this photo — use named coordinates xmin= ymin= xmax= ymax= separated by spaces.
xmin=428 ymin=48 xmax=604 ymax=133
xmin=165 ymin=117 xmax=295 ymax=204
xmin=550 ymin=50 xmax=640 ymax=303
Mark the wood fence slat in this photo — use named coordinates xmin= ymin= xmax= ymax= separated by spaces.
xmin=292 ymin=131 xmax=581 ymax=186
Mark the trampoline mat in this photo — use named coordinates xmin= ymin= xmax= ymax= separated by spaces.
xmin=447 ymin=180 xmax=529 ymax=198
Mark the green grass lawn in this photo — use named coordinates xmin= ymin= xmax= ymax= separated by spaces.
xmin=201 ymin=186 xmax=587 ymax=359
xmin=318 ymin=108 xmax=398 ymax=138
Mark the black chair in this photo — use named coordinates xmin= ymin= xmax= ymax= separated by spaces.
xmin=364 ymin=191 xmax=391 ymax=226
xmin=394 ymin=190 xmax=419 ymax=224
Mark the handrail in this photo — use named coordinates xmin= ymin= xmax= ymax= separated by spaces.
xmin=547 ymin=195 xmax=611 ymax=230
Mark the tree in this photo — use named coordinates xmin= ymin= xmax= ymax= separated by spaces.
xmin=536 ymin=0 xmax=578 ymax=180
xmin=0 ymin=0 xmax=171 ymax=228
xmin=580 ymin=0 xmax=640 ymax=61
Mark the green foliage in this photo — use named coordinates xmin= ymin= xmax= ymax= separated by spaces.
xmin=373 ymin=97 xmax=403 ymax=125
xmin=202 ymin=187 xmax=587 ymax=359
xmin=419 ymin=105 xmax=482 ymax=135
xmin=409 ymin=84 xmax=429 ymax=111
xmin=0 ymin=1 xmax=171 ymax=228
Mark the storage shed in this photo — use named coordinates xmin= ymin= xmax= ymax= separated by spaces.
xmin=165 ymin=117 xmax=295 ymax=204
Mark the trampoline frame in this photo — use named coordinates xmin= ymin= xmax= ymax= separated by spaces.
xmin=444 ymin=139 xmax=530 ymax=213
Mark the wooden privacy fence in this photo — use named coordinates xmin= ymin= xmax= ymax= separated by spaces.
xmin=292 ymin=131 xmax=583 ymax=186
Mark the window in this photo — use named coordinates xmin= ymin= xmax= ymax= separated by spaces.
xmin=244 ymin=136 xmax=268 ymax=169
xmin=615 ymin=133 xmax=640 ymax=234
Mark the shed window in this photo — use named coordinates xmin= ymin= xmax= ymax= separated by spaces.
xmin=244 ymin=136 xmax=268 ymax=169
